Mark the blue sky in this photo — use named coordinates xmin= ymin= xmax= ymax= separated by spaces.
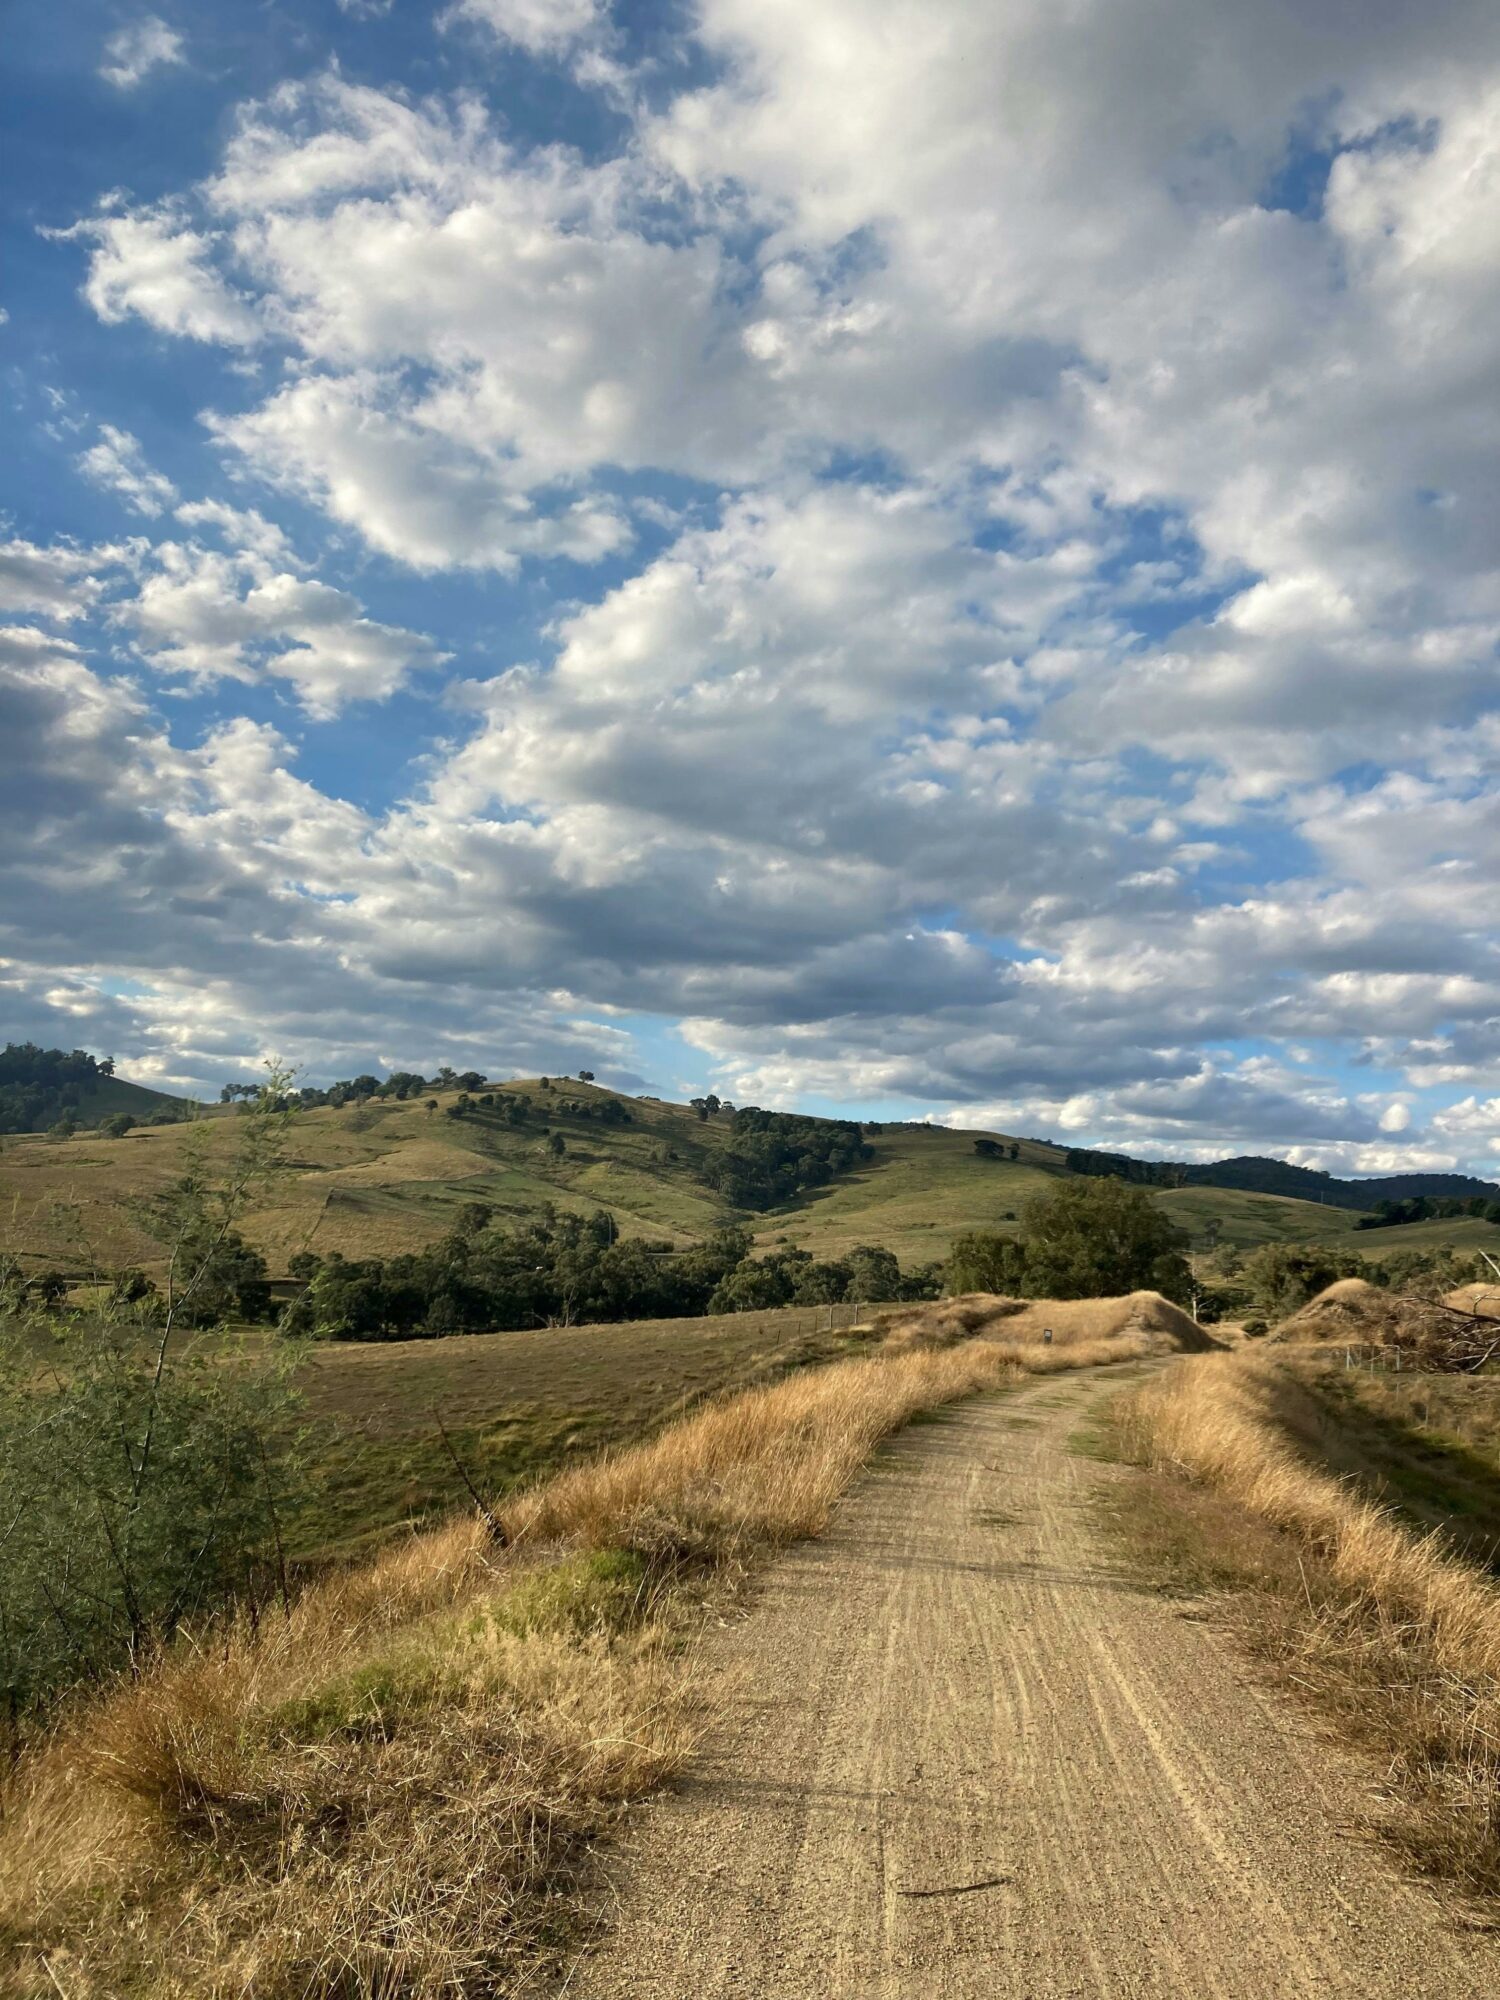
xmin=3 ymin=0 xmax=1500 ymax=1176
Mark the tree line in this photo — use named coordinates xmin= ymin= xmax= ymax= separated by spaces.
xmin=1355 ymin=1193 xmax=1500 ymax=1229
xmin=1063 ymin=1146 xmax=1186 ymax=1187
xmin=280 ymin=1209 xmax=935 ymax=1341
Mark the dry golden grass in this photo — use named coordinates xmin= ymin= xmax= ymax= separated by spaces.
xmin=1448 ymin=1283 xmax=1500 ymax=1320
xmin=0 ymin=1326 xmax=1132 ymax=1997
xmin=879 ymin=1288 xmax=1218 ymax=1355
xmin=1115 ymin=1351 xmax=1500 ymax=1903
xmin=501 ymin=1327 xmax=1142 ymax=1556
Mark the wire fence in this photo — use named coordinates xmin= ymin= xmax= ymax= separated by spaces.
xmin=1336 ymin=1343 xmax=1423 ymax=1372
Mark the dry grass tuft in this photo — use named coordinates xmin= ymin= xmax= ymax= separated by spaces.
xmin=1115 ymin=1351 xmax=1500 ymax=1903
xmin=0 ymin=1320 xmax=1130 ymax=1996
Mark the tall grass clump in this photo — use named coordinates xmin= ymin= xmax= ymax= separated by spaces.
xmin=1116 ymin=1352 xmax=1500 ymax=1902
xmin=0 ymin=1324 xmax=1133 ymax=1995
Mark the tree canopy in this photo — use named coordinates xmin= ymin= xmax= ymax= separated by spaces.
xmin=947 ymin=1176 xmax=1191 ymax=1303
xmin=0 ymin=1043 xmax=114 ymax=1133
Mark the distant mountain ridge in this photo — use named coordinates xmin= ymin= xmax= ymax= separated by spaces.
xmin=1180 ymin=1156 xmax=1500 ymax=1208
xmin=1064 ymin=1145 xmax=1500 ymax=1211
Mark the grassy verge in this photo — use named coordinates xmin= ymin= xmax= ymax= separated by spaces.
xmin=1108 ymin=1352 xmax=1500 ymax=1908
xmin=0 ymin=1329 xmax=1136 ymax=1996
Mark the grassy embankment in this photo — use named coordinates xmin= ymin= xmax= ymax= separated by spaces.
xmin=1109 ymin=1350 xmax=1500 ymax=1905
xmin=1284 ymin=1359 xmax=1500 ymax=1568
xmin=0 ymin=1319 xmax=1141 ymax=1997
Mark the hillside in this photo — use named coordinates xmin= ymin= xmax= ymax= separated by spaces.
xmin=1156 ymin=1183 xmax=1364 ymax=1249
xmin=0 ymin=1079 xmax=1375 ymax=1281
xmin=1337 ymin=1214 xmax=1500 ymax=1258
xmin=0 ymin=1081 xmax=732 ymax=1277
xmin=0 ymin=1043 xmax=188 ymax=1135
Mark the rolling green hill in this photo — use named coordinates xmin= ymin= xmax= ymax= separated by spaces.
xmin=1156 ymin=1184 xmax=1364 ymax=1251
xmin=6 ymin=1068 xmax=1498 ymax=1281
xmin=1342 ymin=1215 xmax=1500 ymax=1259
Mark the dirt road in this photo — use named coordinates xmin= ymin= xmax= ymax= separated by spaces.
xmin=556 ymin=1365 xmax=1500 ymax=1998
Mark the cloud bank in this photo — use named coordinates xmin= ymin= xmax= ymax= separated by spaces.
xmin=6 ymin=0 xmax=1499 ymax=1174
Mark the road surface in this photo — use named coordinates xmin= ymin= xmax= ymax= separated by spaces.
xmin=556 ymin=1366 xmax=1499 ymax=1998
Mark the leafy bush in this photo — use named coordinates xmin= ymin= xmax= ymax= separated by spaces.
xmin=0 ymin=1312 xmax=300 ymax=1723
xmin=0 ymin=1075 xmax=302 ymax=1735
xmin=1238 ymin=1242 xmax=1366 ymax=1319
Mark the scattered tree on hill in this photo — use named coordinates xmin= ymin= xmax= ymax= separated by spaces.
xmin=844 ymin=1244 xmax=905 ymax=1301
xmin=946 ymin=1230 xmax=1028 ymax=1295
xmin=100 ymin=1113 xmax=135 ymax=1138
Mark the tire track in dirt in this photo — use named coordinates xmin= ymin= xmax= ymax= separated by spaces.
xmin=556 ymin=1367 xmax=1500 ymax=1997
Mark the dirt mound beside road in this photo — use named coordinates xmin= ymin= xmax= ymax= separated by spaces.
xmin=1267 ymin=1277 xmax=1391 ymax=1343
xmin=881 ymin=1290 xmax=1219 ymax=1355
xmin=1270 ymin=1278 xmax=1500 ymax=1370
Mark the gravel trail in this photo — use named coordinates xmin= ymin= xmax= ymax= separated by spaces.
xmin=557 ymin=1367 xmax=1499 ymax=1998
